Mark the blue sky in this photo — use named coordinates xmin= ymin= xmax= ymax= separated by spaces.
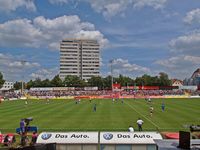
xmin=0 ymin=0 xmax=200 ymax=82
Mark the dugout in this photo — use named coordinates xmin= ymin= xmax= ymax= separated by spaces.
xmin=37 ymin=132 xmax=99 ymax=150
xmin=100 ymin=132 xmax=162 ymax=150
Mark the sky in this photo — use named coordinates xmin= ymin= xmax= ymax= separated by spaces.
xmin=0 ymin=0 xmax=200 ymax=82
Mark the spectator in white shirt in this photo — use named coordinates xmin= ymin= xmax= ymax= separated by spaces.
xmin=136 ymin=118 xmax=144 ymax=131
xmin=128 ymin=125 xmax=134 ymax=132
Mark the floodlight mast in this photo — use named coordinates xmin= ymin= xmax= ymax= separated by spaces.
xmin=110 ymin=59 xmax=114 ymax=92
xmin=21 ymin=60 xmax=26 ymax=95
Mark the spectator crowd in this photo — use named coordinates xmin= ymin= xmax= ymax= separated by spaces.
xmin=1 ymin=88 xmax=200 ymax=99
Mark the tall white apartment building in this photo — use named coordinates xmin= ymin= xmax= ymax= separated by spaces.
xmin=59 ymin=39 xmax=100 ymax=80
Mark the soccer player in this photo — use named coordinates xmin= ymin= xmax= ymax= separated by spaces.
xmin=112 ymin=98 xmax=115 ymax=103
xmin=150 ymin=106 xmax=154 ymax=117
xmin=46 ymin=97 xmax=50 ymax=104
xmin=136 ymin=118 xmax=144 ymax=131
xmin=93 ymin=103 xmax=97 ymax=112
xmin=25 ymin=100 xmax=28 ymax=106
xmin=121 ymin=98 xmax=124 ymax=104
xmin=161 ymin=102 xmax=165 ymax=112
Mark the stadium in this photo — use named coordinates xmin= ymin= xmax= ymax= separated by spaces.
xmin=0 ymin=40 xmax=200 ymax=150
xmin=1 ymin=1 xmax=200 ymax=149
xmin=1 ymin=41 xmax=200 ymax=150
xmin=0 ymin=80 xmax=200 ymax=149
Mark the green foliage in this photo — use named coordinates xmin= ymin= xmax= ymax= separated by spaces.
xmin=0 ymin=72 xmax=5 ymax=88
xmin=23 ymin=72 xmax=172 ymax=89
xmin=159 ymin=72 xmax=172 ymax=86
xmin=26 ymin=75 xmax=63 ymax=89
xmin=51 ymin=75 xmax=63 ymax=87
xmin=41 ymin=79 xmax=52 ymax=87
xmin=33 ymin=78 xmax=43 ymax=87
xmin=103 ymin=76 xmax=112 ymax=89
xmin=26 ymin=80 xmax=34 ymax=89
xmin=135 ymin=73 xmax=172 ymax=86
xmin=115 ymin=74 xmax=133 ymax=86
xmin=88 ymin=76 xmax=104 ymax=89
xmin=63 ymin=75 xmax=85 ymax=87
xmin=13 ymin=81 xmax=22 ymax=90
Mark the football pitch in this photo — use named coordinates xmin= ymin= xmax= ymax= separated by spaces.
xmin=0 ymin=98 xmax=199 ymax=133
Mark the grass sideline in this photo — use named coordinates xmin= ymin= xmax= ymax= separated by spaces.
xmin=0 ymin=98 xmax=199 ymax=134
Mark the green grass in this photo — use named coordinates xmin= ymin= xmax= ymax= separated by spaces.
xmin=0 ymin=98 xmax=200 ymax=133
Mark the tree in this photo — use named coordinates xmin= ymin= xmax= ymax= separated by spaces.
xmin=13 ymin=81 xmax=22 ymax=90
xmin=51 ymin=75 xmax=63 ymax=87
xmin=63 ymin=75 xmax=84 ymax=87
xmin=103 ymin=76 xmax=112 ymax=89
xmin=159 ymin=72 xmax=172 ymax=86
xmin=41 ymin=79 xmax=52 ymax=87
xmin=26 ymin=80 xmax=34 ymax=89
xmin=151 ymin=76 xmax=160 ymax=86
xmin=115 ymin=74 xmax=134 ymax=86
xmin=0 ymin=72 xmax=5 ymax=88
xmin=34 ymin=78 xmax=42 ymax=87
xmin=88 ymin=76 xmax=104 ymax=89
xmin=135 ymin=76 xmax=144 ymax=86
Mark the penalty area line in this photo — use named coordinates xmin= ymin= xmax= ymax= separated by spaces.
xmin=125 ymin=101 xmax=160 ymax=129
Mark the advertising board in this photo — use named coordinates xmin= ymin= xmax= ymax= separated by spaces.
xmin=37 ymin=132 xmax=98 ymax=144
xmin=100 ymin=132 xmax=162 ymax=144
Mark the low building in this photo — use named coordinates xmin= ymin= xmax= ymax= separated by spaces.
xmin=171 ymin=79 xmax=183 ymax=87
xmin=0 ymin=81 xmax=14 ymax=91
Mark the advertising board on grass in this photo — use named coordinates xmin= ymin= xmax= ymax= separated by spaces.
xmin=37 ymin=132 xmax=98 ymax=144
xmin=37 ymin=132 xmax=162 ymax=145
xmin=100 ymin=132 xmax=162 ymax=144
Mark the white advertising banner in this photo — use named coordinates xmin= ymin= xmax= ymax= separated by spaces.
xmin=37 ymin=132 xmax=98 ymax=144
xmin=53 ymin=87 xmax=75 ymax=91
xmin=179 ymin=86 xmax=197 ymax=90
xmin=84 ymin=87 xmax=98 ymax=91
xmin=30 ymin=87 xmax=53 ymax=91
xmin=100 ymin=132 xmax=162 ymax=144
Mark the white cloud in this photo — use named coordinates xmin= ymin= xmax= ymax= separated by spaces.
xmin=110 ymin=58 xmax=150 ymax=77
xmin=48 ymin=0 xmax=68 ymax=5
xmin=8 ymin=61 xmax=40 ymax=68
xmin=0 ymin=53 xmax=40 ymax=69
xmin=155 ymin=55 xmax=200 ymax=69
xmin=0 ymin=19 xmax=44 ymax=48
xmin=30 ymin=67 xmax=58 ymax=80
xmin=74 ymin=30 xmax=108 ymax=48
xmin=133 ymin=0 xmax=167 ymax=9
xmin=183 ymin=8 xmax=200 ymax=25
xmin=169 ymin=31 xmax=200 ymax=55
xmin=0 ymin=53 xmax=40 ymax=81
xmin=0 ymin=0 xmax=36 ymax=12
xmin=84 ymin=0 xmax=168 ymax=18
xmin=0 ymin=15 xmax=108 ymax=50
xmin=155 ymin=55 xmax=200 ymax=79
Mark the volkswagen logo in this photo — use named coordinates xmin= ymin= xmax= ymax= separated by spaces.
xmin=103 ymin=133 xmax=113 ymax=140
xmin=41 ymin=133 xmax=52 ymax=140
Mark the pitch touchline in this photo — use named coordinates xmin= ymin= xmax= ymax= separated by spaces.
xmin=125 ymin=101 xmax=160 ymax=129
xmin=0 ymin=127 xmax=186 ymax=130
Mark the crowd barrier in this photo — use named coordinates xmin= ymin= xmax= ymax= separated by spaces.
xmin=36 ymin=132 xmax=162 ymax=150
